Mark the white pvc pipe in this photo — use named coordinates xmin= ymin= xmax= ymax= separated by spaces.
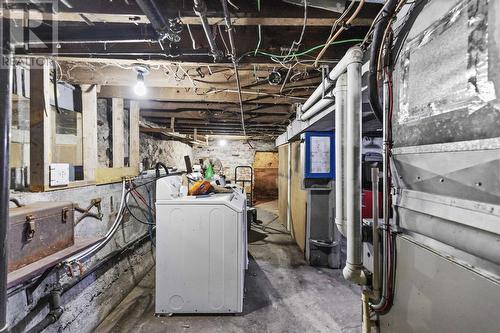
xmin=342 ymin=61 xmax=367 ymax=285
xmin=334 ymin=74 xmax=347 ymax=237
xmin=300 ymin=92 xmax=334 ymax=121
xmin=301 ymin=46 xmax=364 ymax=113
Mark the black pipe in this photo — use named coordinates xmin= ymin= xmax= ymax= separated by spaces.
xmin=26 ymin=287 xmax=63 ymax=333
xmin=193 ymin=0 xmax=223 ymax=61
xmin=0 ymin=31 xmax=13 ymax=333
xmin=368 ymin=0 xmax=398 ymax=123
xmin=136 ymin=0 xmax=169 ymax=38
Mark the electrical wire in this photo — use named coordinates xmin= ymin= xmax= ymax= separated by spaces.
xmin=281 ymin=0 xmax=308 ymax=64
xmin=186 ymin=24 xmax=197 ymax=50
xmin=217 ymin=24 xmax=230 ymax=56
xmin=65 ymin=180 xmax=128 ymax=263
xmin=238 ymin=39 xmax=363 ymax=63
xmin=313 ymin=0 xmax=366 ymax=67
xmin=125 ymin=190 xmax=155 ymax=226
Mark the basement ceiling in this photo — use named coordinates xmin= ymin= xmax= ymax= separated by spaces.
xmin=3 ymin=0 xmax=382 ymax=137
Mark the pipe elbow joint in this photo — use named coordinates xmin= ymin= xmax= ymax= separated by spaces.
xmin=334 ymin=218 xmax=347 ymax=237
xmin=343 ymin=263 xmax=368 ymax=285
xmin=345 ymin=46 xmax=364 ymax=64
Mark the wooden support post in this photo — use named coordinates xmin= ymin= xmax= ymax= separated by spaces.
xmin=112 ymin=98 xmax=125 ymax=168
xmin=194 ymin=128 xmax=197 ymax=141
xmin=81 ymin=84 xmax=98 ymax=181
xmin=129 ymin=100 xmax=140 ymax=173
xmin=170 ymin=117 xmax=175 ymax=132
xmin=29 ymin=62 xmax=52 ymax=191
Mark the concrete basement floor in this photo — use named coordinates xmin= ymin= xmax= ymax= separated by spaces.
xmin=95 ymin=200 xmax=362 ymax=333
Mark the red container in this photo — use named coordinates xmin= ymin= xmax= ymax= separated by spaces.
xmin=362 ymin=190 xmax=383 ymax=219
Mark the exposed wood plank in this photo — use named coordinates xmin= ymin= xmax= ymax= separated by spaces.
xmin=58 ymin=61 xmax=322 ymax=90
xmin=139 ymin=127 xmax=207 ymax=146
xmin=95 ymin=167 xmax=136 ymax=184
xmin=129 ymin=100 xmax=140 ymax=172
xmin=141 ymin=112 xmax=287 ymax=122
xmin=99 ymin=86 xmax=307 ymax=104
xmin=290 ymin=141 xmax=307 ymax=252
xmin=38 ymin=56 xmax=310 ymax=70
xmin=278 ymin=145 xmax=289 ymax=227
xmin=138 ymin=101 xmax=291 ymax=112
xmin=112 ymin=98 xmax=125 ymax=168
xmin=81 ymin=84 xmax=98 ymax=181
xmin=29 ymin=62 xmax=52 ymax=192
xmin=1 ymin=10 xmax=372 ymax=26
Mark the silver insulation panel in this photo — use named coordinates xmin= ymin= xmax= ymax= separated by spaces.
xmin=393 ymin=0 xmax=500 ymax=147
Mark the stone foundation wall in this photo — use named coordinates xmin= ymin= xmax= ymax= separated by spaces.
xmin=193 ymin=139 xmax=277 ymax=182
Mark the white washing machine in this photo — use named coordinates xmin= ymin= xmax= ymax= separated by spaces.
xmin=155 ymin=181 xmax=247 ymax=314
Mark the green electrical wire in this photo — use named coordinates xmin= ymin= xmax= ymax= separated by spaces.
xmin=256 ymin=39 xmax=364 ymax=59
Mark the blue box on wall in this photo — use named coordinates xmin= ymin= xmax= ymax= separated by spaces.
xmin=304 ymin=131 xmax=335 ymax=179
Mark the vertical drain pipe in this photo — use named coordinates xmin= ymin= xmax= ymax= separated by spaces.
xmin=0 ymin=47 xmax=13 ymax=333
xmin=342 ymin=59 xmax=367 ymax=285
xmin=334 ymin=74 xmax=347 ymax=236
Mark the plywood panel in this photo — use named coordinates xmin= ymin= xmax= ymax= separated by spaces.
xmin=278 ymin=145 xmax=289 ymax=227
xmin=253 ymin=151 xmax=279 ymax=168
xmin=54 ymin=144 xmax=81 ymax=165
xmin=253 ymin=151 xmax=278 ymax=201
xmin=290 ymin=141 xmax=307 ymax=252
xmin=10 ymin=143 xmax=23 ymax=168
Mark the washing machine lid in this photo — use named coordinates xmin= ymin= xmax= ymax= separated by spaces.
xmin=156 ymin=192 xmax=245 ymax=213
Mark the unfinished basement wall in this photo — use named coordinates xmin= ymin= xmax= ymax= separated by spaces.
xmin=7 ymin=181 xmax=155 ymax=333
xmin=140 ymin=133 xmax=194 ymax=171
xmin=193 ymin=139 xmax=276 ymax=183
xmin=6 ymin=101 xmax=195 ymax=332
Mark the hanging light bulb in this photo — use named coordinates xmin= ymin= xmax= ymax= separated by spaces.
xmin=134 ymin=72 xmax=146 ymax=96
xmin=132 ymin=64 xmax=150 ymax=97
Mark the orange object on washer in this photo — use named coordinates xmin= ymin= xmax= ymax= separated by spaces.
xmin=188 ymin=180 xmax=214 ymax=196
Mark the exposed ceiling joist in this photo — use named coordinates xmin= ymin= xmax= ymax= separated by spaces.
xmin=99 ymin=86 xmax=308 ymax=104
xmin=57 ymin=61 xmax=321 ymax=90
xmin=138 ymin=101 xmax=291 ymax=113
xmin=1 ymin=10 xmax=372 ymax=27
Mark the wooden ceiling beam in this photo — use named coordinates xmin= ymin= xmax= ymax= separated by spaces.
xmin=57 ymin=60 xmax=321 ymax=90
xmin=138 ymin=101 xmax=291 ymax=113
xmin=98 ymin=86 xmax=308 ymax=104
xmin=1 ymin=10 xmax=372 ymax=27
